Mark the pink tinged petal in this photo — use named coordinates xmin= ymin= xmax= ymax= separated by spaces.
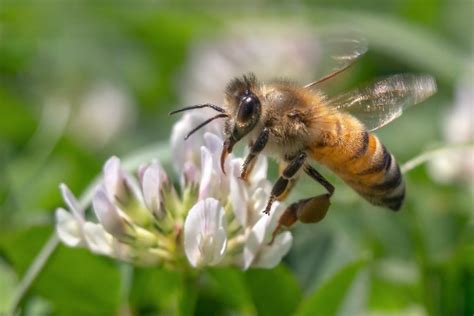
xmin=198 ymin=147 xmax=213 ymax=199
xmin=92 ymin=188 xmax=129 ymax=239
xmin=182 ymin=161 xmax=200 ymax=186
xmin=103 ymin=156 xmax=128 ymax=203
xmin=203 ymin=132 xmax=233 ymax=184
xmin=170 ymin=114 xmax=203 ymax=173
xmin=184 ymin=198 xmax=227 ymax=267
xmin=124 ymin=173 xmax=145 ymax=204
xmin=137 ymin=163 xmax=149 ymax=184
xmin=203 ymin=132 xmax=223 ymax=156
xmin=59 ymin=183 xmax=84 ymax=221
xmin=142 ymin=163 xmax=166 ymax=218
xmin=103 ymin=156 xmax=121 ymax=194
xmin=252 ymin=232 xmax=293 ymax=269
xmin=82 ymin=222 xmax=114 ymax=256
xmin=55 ymin=208 xmax=84 ymax=247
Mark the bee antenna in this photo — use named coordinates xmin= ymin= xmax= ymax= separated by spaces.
xmin=169 ymin=103 xmax=226 ymax=115
xmin=184 ymin=113 xmax=228 ymax=140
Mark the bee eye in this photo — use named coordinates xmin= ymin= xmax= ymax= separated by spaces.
xmin=237 ymin=95 xmax=260 ymax=122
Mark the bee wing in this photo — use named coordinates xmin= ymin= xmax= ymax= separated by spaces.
xmin=326 ymin=74 xmax=437 ymax=131
xmin=304 ymin=33 xmax=368 ymax=88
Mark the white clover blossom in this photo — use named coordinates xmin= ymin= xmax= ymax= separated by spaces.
xmin=68 ymin=82 xmax=137 ymax=149
xmin=428 ymin=66 xmax=474 ymax=185
xmin=55 ymin=113 xmax=292 ymax=269
xmin=184 ymin=198 xmax=227 ymax=267
xmin=243 ymin=206 xmax=293 ymax=269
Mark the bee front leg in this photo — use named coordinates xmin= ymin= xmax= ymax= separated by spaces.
xmin=263 ymin=152 xmax=307 ymax=215
xmin=240 ymin=127 xmax=269 ymax=181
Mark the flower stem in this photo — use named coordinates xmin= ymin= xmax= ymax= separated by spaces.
xmin=119 ymin=264 xmax=134 ymax=316
xmin=177 ymin=273 xmax=198 ymax=316
xmin=401 ymin=143 xmax=474 ymax=174
xmin=7 ymin=234 xmax=60 ymax=316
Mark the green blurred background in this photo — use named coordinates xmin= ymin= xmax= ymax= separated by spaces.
xmin=0 ymin=1 xmax=473 ymax=315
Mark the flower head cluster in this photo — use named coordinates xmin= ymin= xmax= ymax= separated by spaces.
xmin=56 ymin=113 xmax=292 ymax=269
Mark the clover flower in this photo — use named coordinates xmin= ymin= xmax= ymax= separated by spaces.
xmin=427 ymin=66 xmax=474 ymax=185
xmin=68 ymin=82 xmax=137 ymax=150
xmin=55 ymin=113 xmax=292 ymax=269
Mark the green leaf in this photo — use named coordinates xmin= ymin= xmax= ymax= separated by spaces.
xmin=369 ymin=277 xmax=419 ymax=311
xmin=0 ymin=226 xmax=52 ymax=275
xmin=244 ymin=265 xmax=302 ymax=316
xmin=205 ymin=267 xmax=254 ymax=313
xmin=37 ymin=247 xmax=121 ymax=316
xmin=295 ymin=259 xmax=366 ymax=316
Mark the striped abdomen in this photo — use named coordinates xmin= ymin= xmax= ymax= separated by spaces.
xmin=310 ymin=116 xmax=405 ymax=211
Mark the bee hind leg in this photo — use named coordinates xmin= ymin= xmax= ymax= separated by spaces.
xmin=288 ymin=163 xmax=335 ymax=223
xmin=270 ymin=164 xmax=335 ymax=244
xmin=304 ymin=164 xmax=335 ymax=196
xmin=270 ymin=193 xmax=332 ymax=244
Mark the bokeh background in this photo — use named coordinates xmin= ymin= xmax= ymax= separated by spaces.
xmin=0 ymin=1 xmax=473 ymax=315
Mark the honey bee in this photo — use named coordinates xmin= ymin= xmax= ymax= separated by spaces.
xmin=170 ymin=37 xmax=436 ymax=233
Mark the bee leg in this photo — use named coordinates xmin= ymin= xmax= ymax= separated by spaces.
xmin=286 ymin=163 xmax=335 ymax=223
xmin=240 ymin=127 xmax=269 ymax=181
xmin=303 ymin=164 xmax=335 ymax=196
xmin=271 ymin=193 xmax=332 ymax=244
xmin=276 ymin=162 xmax=300 ymax=201
xmin=263 ymin=152 xmax=307 ymax=215
xmin=270 ymin=164 xmax=334 ymax=243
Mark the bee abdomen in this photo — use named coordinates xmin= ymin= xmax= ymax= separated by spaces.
xmin=311 ymin=131 xmax=405 ymax=211
xmin=345 ymin=133 xmax=405 ymax=211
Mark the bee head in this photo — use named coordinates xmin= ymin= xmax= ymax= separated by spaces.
xmin=169 ymin=73 xmax=262 ymax=175
xmin=224 ymin=73 xmax=262 ymax=141
xmin=219 ymin=73 xmax=262 ymax=173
